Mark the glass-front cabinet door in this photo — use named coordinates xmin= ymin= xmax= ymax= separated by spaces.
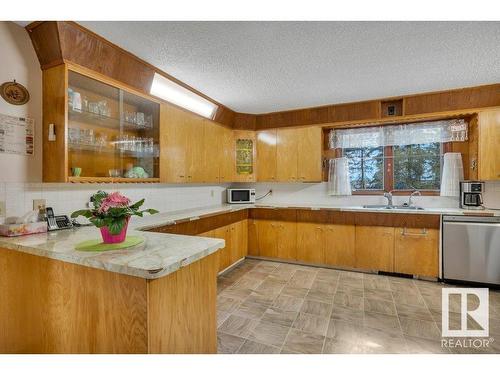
xmin=67 ymin=71 xmax=160 ymax=181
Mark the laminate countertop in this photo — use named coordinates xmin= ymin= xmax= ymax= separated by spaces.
xmin=133 ymin=202 xmax=500 ymax=231
xmin=0 ymin=224 xmax=224 ymax=280
xmin=1 ymin=202 xmax=497 ymax=280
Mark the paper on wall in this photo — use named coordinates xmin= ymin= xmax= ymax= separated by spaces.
xmin=0 ymin=113 xmax=34 ymax=156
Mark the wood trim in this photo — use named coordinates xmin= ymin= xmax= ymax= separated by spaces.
xmin=353 ymin=211 xmax=440 ymax=229
xmin=68 ymin=177 xmax=160 ymax=184
xmin=42 ymin=64 xmax=68 ymax=182
xmin=148 ymin=210 xmax=249 ymax=236
xmin=248 ymin=208 xmax=298 ymax=222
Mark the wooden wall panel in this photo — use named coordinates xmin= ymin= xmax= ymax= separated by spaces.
xmin=243 ymin=86 xmax=500 ymax=130
xmin=26 ymin=21 xmax=236 ymax=128
xmin=404 ymin=85 xmax=500 ymax=116
xmin=26 ymin=21 xmax=63 ymax=68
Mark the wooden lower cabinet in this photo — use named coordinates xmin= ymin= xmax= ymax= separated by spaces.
xmin=0 ymin=247 xmax=218 ymax=353
xmin=232 ymin=220 xmax=248 ymax=262
xmin=324 ymin=224 xmax=355 ymax=268
xmin=255 ymin=220 xmax=278 ymax=258
xmin=201 ymin=220 xmax=248 ymax=272
xmin=296 ymin=223 xmax=324 ymax=264
xmin=277 ymin=221 xmax=297 ymax=260
xmin=251 ymin=220 xmax=297 ymax=260
xmin=248 ymin=219 xmax=259 ymax=256
xmin=355 ymin=226 xmax=395 ymax=272
xmin=209 ymin=215 xmax=438 ymax=278
xmin=394 ymin=228 xmax=439 ymax=277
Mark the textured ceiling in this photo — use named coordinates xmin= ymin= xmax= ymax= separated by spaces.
xmin=79 ymin=21 xmax=500 ymax=114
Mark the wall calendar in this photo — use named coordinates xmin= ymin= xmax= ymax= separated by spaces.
xmin=0 ymin=113 xmax=34 ymax=156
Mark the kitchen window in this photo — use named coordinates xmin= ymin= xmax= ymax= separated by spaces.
xmin=392 ymin=142 xmax=442 ymax=190
xmin=329 ymin=119 xmax=468 ymax=194
xmin=343 ymin=146 xmax=384 ymax=190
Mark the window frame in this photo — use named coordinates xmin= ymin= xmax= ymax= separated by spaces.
xmin=336 ymin=142 xmax=451 ymax=196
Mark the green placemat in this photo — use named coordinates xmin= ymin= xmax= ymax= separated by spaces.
xmin=75 ymin=236 xmax=144 ymax=252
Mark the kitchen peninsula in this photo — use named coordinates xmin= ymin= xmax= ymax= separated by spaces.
xmin=0 ymin=219 xmax=224 ymax=354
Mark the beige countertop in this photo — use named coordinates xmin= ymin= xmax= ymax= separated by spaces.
xmin=1 ymin=202 xmax=497 ymax=280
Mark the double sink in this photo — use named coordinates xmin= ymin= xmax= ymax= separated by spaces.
xmin=362 ymin=204 xmax=425 ymax=210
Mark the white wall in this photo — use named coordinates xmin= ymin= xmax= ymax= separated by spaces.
xmin=0 ymin=21 xmax=42 ymax=182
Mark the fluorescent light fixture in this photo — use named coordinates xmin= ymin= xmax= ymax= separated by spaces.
xmin=150 ymin=73 xmax=218 ymax=119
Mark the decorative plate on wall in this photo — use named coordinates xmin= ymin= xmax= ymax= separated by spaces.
xmin=0 ymin=80 xmax=30 ymax=105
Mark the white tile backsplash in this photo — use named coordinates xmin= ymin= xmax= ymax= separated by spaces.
xmin=1 ymin=180 xmax=499 ymax=223
xmin=233 ymin=181 xmax=500 ymax=210
xmin=0 ymin=182 xmax=229 ymax=223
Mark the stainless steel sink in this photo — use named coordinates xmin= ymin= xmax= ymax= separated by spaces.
xmin=362 ymin=204 xmax=424 ymax=210
xmin=362 ymin=204 xmax=393 ymax=209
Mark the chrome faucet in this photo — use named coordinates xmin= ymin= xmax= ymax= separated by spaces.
xmin=408 ymin=190 xmax=421 ymax=207
xmin=383 ymin=191 xmax=394 ymax=207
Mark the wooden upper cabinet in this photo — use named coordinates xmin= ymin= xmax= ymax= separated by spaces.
xmin=161 ymin=105 xmax=225 ymax=183
xmin=259 ymin=126 xmax=322 ymax=183
xmin=355 ymin=226 xmax=394 ymax=272
xmin=186 ymin=115 xmax=206 ymax=183
xmin=394 ymin=228 xmax=438 ymax=277
xmin=478 ymin=109 xmax=500 ymax=181
xmin=256 ymin=130 xmax=278 ymax=182
xmin=277 ymin=127 xmax=300 ymax=182
xmin=203 ymin=120 xmax=223 ymax=183
xmin=43 ymin=64 xmax=161 ymax=183
xmin=297 ymin=126 xmax=322 ymax=182
xmin=220 ymin=126 xmax=235 ymax=183
xmin=160 ymin=104 xmax=188 ymax=183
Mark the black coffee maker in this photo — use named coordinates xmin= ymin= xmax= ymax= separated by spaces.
xmin=459 ymin=181 xmax=485 ymax=209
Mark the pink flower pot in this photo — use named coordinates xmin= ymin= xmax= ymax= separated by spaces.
xmin=100 ymin=217 xmax=130 ymax=244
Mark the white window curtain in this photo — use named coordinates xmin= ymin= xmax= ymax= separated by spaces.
xmin=329 ymin=119 xmax=468 ymax=149
xmin=440 ymin=153 xmax=464 ymax=197
xmin=328 ymin=157 xmax=352 ymax=196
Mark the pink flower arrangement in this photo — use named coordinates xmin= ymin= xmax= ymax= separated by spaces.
xmin=98 ymin=192 xmax=131 ymax=213
xmin=71 ymin=190 xmax=158 ymax=236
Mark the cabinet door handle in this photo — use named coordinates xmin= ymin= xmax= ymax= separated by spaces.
xmin=401 ymin=228 xmax=428 ymax=236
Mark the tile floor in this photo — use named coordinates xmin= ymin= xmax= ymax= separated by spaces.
xmin=216 ymin=259 xmax=500 ymax=354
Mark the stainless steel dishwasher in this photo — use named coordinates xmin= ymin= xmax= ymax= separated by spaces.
xmin=443 ymin=215 xmax=500 ymax=285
